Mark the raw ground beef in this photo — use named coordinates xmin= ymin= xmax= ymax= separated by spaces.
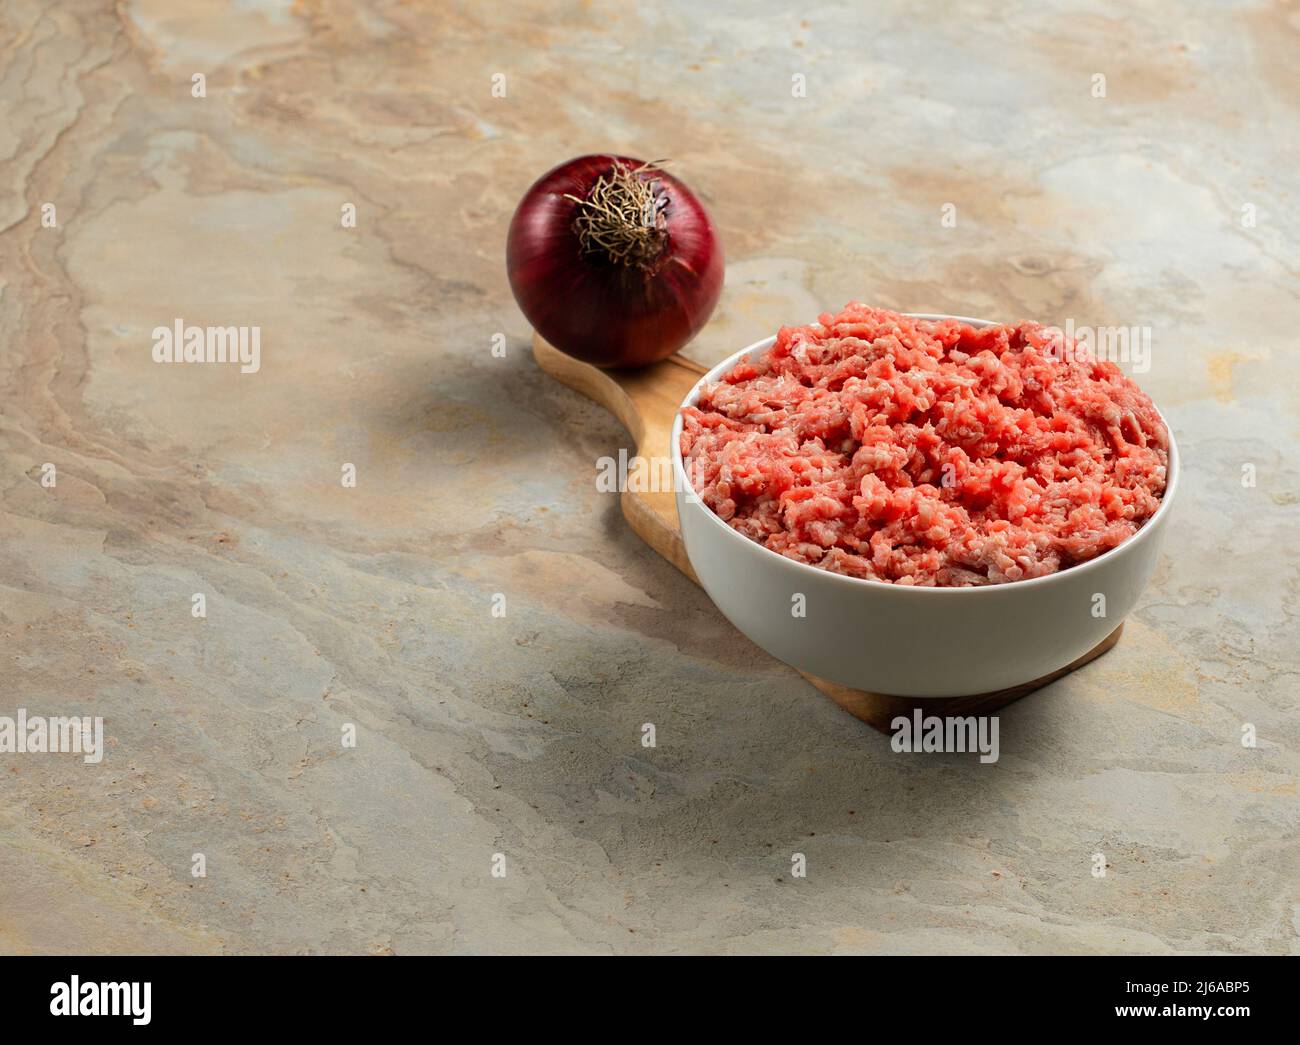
xmin=680 ymin=304 xmax=1169 ymax=586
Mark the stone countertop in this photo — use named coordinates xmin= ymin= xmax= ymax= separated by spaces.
xmin=1 ymin=0 xmax=1296 ymax=954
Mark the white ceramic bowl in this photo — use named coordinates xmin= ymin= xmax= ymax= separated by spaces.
xmin=671 ymin=314 xmax=1179 ymax=697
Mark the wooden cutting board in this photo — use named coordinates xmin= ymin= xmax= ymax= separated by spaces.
xmin=534 ymin=332 xmax=1121 ymax=732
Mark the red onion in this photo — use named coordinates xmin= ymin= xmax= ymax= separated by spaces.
xmin=507 ymin=155 xmax=724 ymax=368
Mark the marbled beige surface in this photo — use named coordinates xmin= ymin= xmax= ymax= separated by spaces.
xmin=1 ymin=0 xmax=1297 ymax=954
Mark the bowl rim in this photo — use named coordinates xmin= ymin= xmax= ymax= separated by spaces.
xmin=671 ymin=312 xmax=1180 ymax=597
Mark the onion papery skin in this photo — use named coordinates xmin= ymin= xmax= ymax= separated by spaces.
xmin=507 ymin=154 xmax=724 ymax=369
